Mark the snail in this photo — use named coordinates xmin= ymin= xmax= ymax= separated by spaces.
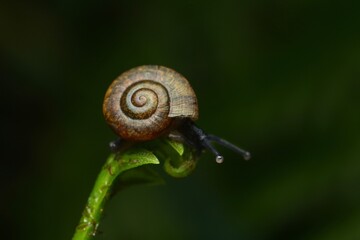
xmin=103 ymin=65 xmax=250 ymax=163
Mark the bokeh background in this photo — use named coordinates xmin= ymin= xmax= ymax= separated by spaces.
xmin=2 ymin=0 xmax=360 ymax=239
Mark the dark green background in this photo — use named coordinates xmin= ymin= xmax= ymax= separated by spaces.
xmin=2 ymin=0 xmax=359 ymax=239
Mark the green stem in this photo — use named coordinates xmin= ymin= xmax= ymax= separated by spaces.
xmin=72 ymin=150 xmax=159 ymax=240
xmin=72 ymin=139 xmax=196 ymax=239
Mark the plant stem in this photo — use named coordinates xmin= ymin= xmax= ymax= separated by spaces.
xmin=72 ymin=150 xmax=159 ymax=240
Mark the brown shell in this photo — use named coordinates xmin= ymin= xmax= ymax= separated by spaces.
xmin=103 ymin=65 xmax=198 ymax=141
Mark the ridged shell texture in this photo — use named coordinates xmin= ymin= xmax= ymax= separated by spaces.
xmin=103 ymin=65 xmax=198 ymax=141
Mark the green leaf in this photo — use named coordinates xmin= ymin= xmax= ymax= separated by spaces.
xmin=117 ymin=148 xmax=160 ymax=171
xmin=164 ymin=139 xmax=185 ymax=156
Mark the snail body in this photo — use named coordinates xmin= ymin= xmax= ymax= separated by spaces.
xmin=103 ymin=65 xmax=250 ymax=163
xmin=103 ymin=65 xmax=198 ymax=141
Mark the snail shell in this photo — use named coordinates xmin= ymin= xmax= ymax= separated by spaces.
xmin=103 ymin=65 xmax=198 ymax=141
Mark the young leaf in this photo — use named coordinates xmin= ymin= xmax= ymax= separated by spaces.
xmin=164 ymin=138 xmax=185 ymax=156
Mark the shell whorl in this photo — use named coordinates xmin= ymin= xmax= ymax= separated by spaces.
xmin=103 ymin=65 xmax=198 ymax=141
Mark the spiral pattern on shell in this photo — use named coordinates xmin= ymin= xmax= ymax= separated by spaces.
xmin=103 ymin=65 xmax=198 ymax=141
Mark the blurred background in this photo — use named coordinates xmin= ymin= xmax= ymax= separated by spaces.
xmin=1 ymin=0 xmax=360 ymax=239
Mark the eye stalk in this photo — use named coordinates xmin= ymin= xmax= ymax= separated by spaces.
xmin=207 ymin=134 xmax=251 ymax=161
xmin=178 ymin=120 xmax=251 ymax=163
